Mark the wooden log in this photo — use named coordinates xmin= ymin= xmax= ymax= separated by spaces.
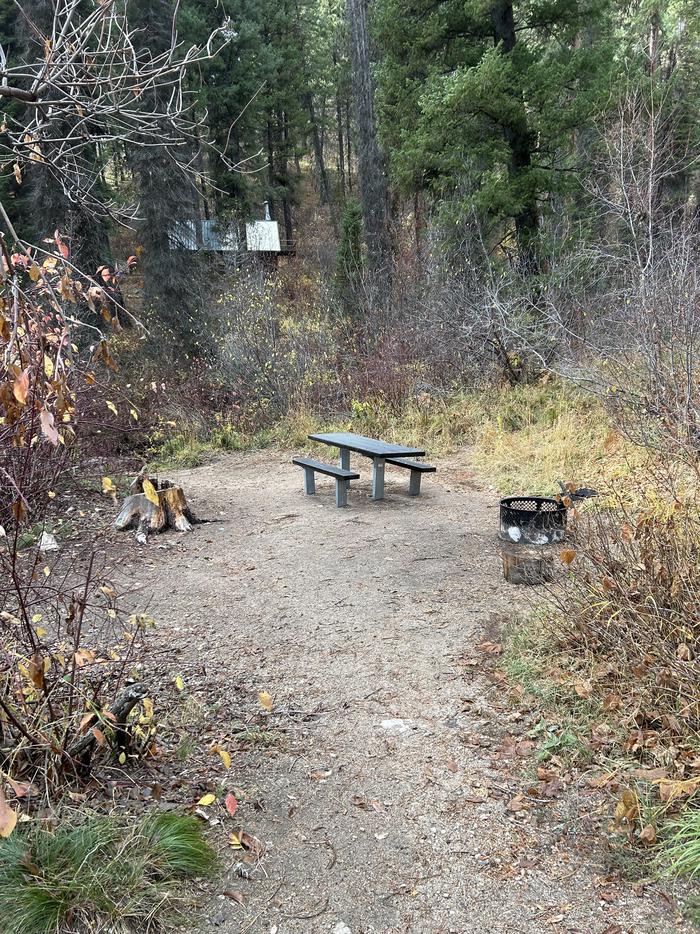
xmin=69 ymin=682 xmax=148 ymax=774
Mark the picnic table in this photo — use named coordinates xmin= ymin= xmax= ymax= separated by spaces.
xmin=308 ymin=432 xmax=426 ymax=501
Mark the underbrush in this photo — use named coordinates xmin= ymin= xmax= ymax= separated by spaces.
xmin=0 ymin=812 xmax=216 ymax=934
xmin=149 ymin=379 xmax=621 ymax=491
xmin=502 ymin=484 xmax=700 ymax=893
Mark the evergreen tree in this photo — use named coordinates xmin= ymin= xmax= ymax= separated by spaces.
xmin=374 ymin=0 xmax=611 ymax=270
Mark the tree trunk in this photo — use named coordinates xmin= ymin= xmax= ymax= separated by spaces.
xmin=346 ymin=0 xmax=391 ymax=304
xmin=490 ymin=0 xmax=540 ymax=274
xmin=346 ymin=97 xmax=353 ymax=191
xmin=306 ymin=93 xmax=337 ymax=233
xmin=337 ymin=88 xmax=347 ymax=200
xmin=280 ymin=110 xmax=294 ymax=248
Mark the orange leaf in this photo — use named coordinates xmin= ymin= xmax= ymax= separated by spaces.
xmin=560 ymin=548 xmax=577 ymax=566
xmin=225 ymin=793 xmax=238 ymax=818
xmin=13 ymin=369 xmax=29 ymax=405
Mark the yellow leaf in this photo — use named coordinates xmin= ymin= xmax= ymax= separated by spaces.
xmin=130 ymin=408 xmax=139 ymax=421
xmin=106 ymin=401 xmax=118 ymax=416
xmin=198 ymin=793 xmax=216 ymax=806
xmin=118 ymin=752 xmax=126 ymax=765
xmin=102 ymin=477 xmax=116 ymax=495
xmin=229 ymin=832 xmax=243 ymax=848
xmin=47 ymin=491 xmax=56 ymax=499
xmin=29 ymin=264 xmax=41 ymax=283
xmin=142 ymin=478 xmax=160 ymax=506
xmin=174 ymin=675 xmax=184 ymax=692
xmin=31 ymin=614 xmax=42 ymax=623
xmin=216 ymin=747 xmax=232 ymax=769
xmin=258 ymin=691 xmax=273 ymax=712
xmin=43 ymin=355 xmax=54 ymax=378
xmin=43 ymin=566 xmax=50 ymax=578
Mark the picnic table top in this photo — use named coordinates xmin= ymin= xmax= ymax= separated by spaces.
xmin=308 ymin=432 xmax=426 ymax=459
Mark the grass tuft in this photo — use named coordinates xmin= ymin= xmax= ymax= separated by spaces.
xmin=0 ymin=812 xmax=216 ymax=934
xmin=659 ymin=807 xmax=700 ymax=880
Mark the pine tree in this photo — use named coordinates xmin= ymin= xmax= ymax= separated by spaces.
xmin=374 ymin=0 xmax=611 ymax=270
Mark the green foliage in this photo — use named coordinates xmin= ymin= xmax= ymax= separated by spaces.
xmin=374 ymin=0 xmax=610 ymax=261
xmin=0 ymin=813 xmax=216 ymax=934
xmin=659 ymin=807 xmax=700 ymax=881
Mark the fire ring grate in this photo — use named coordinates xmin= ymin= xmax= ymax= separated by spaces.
xmin=499 ymin=495 xmax=567 ymax=545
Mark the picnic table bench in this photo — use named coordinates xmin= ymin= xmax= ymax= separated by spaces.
xmin=292 ymin=432 xmax=435 ymax=505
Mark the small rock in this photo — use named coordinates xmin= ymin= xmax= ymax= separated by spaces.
xmin=380 ymin=718 xmax=411 ymax=734
xmin=332 ymin=924 xmax=352 ymax=934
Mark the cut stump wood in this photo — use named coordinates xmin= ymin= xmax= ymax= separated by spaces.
xmin=115 ymin=470 xmax=197 ymax=544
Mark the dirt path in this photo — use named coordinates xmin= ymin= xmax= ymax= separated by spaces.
xmin=121 ymin=451 xmax=689 ymax=934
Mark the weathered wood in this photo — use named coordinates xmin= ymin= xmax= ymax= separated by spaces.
xmin=115 ymin=474 xmax=196 ymax=543
xmin=69 ymin=682 xmax=148 ymax=772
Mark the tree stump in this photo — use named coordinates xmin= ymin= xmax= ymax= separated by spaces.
xmin=114 ymin=470 xmax=196 ymax=544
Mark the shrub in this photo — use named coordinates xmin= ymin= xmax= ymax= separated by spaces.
xmin=552 ymin=487 xmax=700 ymax=766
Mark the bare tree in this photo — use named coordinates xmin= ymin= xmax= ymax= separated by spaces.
xmin=0 ymin=0 xmax=239 ymax=240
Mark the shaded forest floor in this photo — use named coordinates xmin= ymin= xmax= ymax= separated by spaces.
xmin=112 ymin=450 xmax=692 ymax=933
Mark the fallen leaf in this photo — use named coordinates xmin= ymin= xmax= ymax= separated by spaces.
xmin=143 ymin=478 xmax=160 ymax=506
xmin=198 ymin=793 xmax=216 ymax=807
xmin=602 ymin=692 xmax=621 ymax=711
xmin=225 ymin=793 xmax=238 ymax=818
xmin=102 ymin=476 xmax=116 ymax=495
xmin=639 ymin=824 xmax=657 ymax=845
xmin=559 ymin=548 xmax=577 ymax=565
xmin=507 ymin=794 xmax=528 ymax=813
xmin=258 ymin=691 xmax=273 ymax=711
xmin=0 ymin=789 xmax=17 ymax=838
xmin=476 ymin=641 xmax=502 ymax=656
xmin=574 ymin=679 xmax=593 ymax=699
xmin=234 ymin=828 xmax=265 ymax=857
xmin=223 ymin=890 xmax=244 ymax=904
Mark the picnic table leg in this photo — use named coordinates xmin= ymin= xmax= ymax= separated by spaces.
xmin=372 ymin=458 xmax=386 ymax=500
xmin=335 ymin=479 xmax=349 ymax=508
xmin=408 ymin=470 xmax=422 ymax=496
xmin=303 ymin=467 xmax=316 ymax=495
xmin=339 ymin=448 xmax=350 ymax=470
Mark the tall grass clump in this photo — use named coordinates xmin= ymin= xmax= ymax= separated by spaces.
xmin=0 ymin=813 xmax=216 ymax=934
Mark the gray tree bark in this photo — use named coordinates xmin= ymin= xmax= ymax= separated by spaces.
xmin=346 ymin=0 xmax=392 ymax=305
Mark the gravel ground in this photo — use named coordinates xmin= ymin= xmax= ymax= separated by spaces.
xmin=118 ymin=449 xmax=693 ymax=934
